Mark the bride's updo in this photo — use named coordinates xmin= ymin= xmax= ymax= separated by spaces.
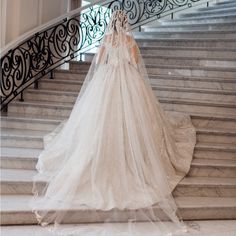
xmin=108 ymin=10 xmax=129 ymax=33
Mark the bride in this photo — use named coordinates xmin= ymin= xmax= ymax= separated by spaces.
xmin=30 ymin=10 xmax=196 ymax=236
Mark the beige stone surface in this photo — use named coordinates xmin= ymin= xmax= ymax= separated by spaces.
xmin=1 ymin=220 xmax=236 ymax=236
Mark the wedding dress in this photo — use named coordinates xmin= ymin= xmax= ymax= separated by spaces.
xmin=30 ymin=10 xmax=196 ymax=236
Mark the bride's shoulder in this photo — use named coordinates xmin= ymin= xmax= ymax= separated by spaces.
xmin=125 ymin=35 xmax=136 ymax=47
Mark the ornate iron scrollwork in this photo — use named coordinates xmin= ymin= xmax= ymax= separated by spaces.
xmin=1 ymin=0 xmax=203 ymax=110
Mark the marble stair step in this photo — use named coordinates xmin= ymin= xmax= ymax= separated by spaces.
xmin=22 ymin=85 xmax=236 ymax=104
xmin=190 ymin=112 xmax=236 ymax=130
xmin=189 ymin=159 xmax=236 ymax=178
xmin=182 ymin=6 xmax=236 ymax=17
xmin=2 ymin=220 xmax=236 ymax=236
xmin=1 ymin=195 xmax=235 ymax=225
xmin=150 ymin=76 xmax=236 ymax=91
xmin=154 ymin=86 xmax=236 ymax=103
xmin=143 ymin=55 xmax=236 ymax=68
xmin=174 ymin=176 xmax=236 ymax=197
xmin=196 ymin=128 xmax=236 ymax=144
xmin=1 ymin=159 xmax=236 ymax=194
xmin=80 ymin=53 xmax=236 ymax=68
xmin=1 ymin=140 xmax=235 ymax=171
xmin=139 ymin=46 xmax=236 ymax=59
xmin=139 ymin=38 xmax=236 ymax=48
xmin=0 ymin=147 xmax=41 ymax=170
xmin=8 ymin=97 xmax=236 ymax=118
xmin=2 ymin=167 xmax=236 ymax=197
xmin=1 ymin=120 xmax=235 ymax=150
xmin=199 ymin=1 xmax=236 ymax=11
xmin=0 ymin=111 xmax=64 ymax=121
xmin=0 ymin=128 xmax=48 ymax=149
xmin=6 ymin=107 xmax=236 ymax=131
xmin=215 ymin=0 xmax=236 ymax=5
xmin=141 ymin=23 xmax=236 ymax=33
xmin=28 ymin=80 xmax=83 ymax=92
xmin=146 ymin=64 xmax=236 ymax=79
xmin=134 ymin=30 xmax=236 ymax=39
xmin=48 ymin=72 xmax=236 ymax=91
xmin=161 ymin=14 xmax=236 ymax=26
xmin=160 ymin=97 xmax=236 ymax=115
xmin=84 ymin=49 xmax=236 ymax=63
xmin=69 ymin=63 xmax=236 ymax=79
xmin=141 ymin=21 xmax=236 ymax=32
xmin=0 ymin=116 xmax=60 ymax=131
xmin=70 ymin=59 xmax=236 ymax=71
xmin=194 ymin=142 xmax=236 ymax=160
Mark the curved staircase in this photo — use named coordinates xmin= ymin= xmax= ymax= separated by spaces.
xmin=1 ymin=0 xmax=236 ymax=233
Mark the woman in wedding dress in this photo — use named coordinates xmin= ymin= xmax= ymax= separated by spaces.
xmin=30 ymin=10 xmax=196 ymax=236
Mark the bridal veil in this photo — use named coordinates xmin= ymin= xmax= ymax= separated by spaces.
xmin=30 ymin=10 xmax=196 ymax=236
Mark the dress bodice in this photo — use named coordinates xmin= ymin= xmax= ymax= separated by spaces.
xmin=98 ymin=33 xmax=138 ymax=68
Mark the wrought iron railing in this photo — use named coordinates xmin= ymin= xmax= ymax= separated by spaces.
xmin=1 ymin=0 xmax=210 ymax=111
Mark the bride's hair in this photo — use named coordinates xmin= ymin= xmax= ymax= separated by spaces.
xmin=109 ymin=10 xmax=129 ymax=32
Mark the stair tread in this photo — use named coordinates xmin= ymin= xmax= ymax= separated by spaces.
xmin=39 ymin=79 xmax=83 ymax=85
xmin=0 ymin=147 xmax=42 ymax=158
xmin=1 ymin=195 xmax=235 ymax=212
xmin=11 ymin=96 xmax=236 ymax=107
xmin=1 ymin=128 xmax=48 ymax=137
xmin=180 ymin=176 xmax=236 ymax=186
xmin=166 ymin=13 xmax=236 ymax=22
xmin=196 ymin=127 xmax=236 ymax=135
xmin=192 ymin=158 xmax=236 ymax=167
xmin=142 ymin=54 xmax=236 ymax=62
xmin=11 ymin=100 xmax=73 ymax=107
xmin=1 ymin=125 xmax=235 ymax=137
xmin=0 ymin=116 xmax=60 ymax=124
xmin=1 ymin=112 xmax=64 ymax=122
xmin=175 ymin=196 xmax=236 ymax=208
xmin=196 ymin=142 xmax=236 ymax=151
xmin=136 ymin=29 xmax=236 ymax=35
xmin=70 ymin=64 xmax=236 ymax=72
xmin=158 ymin=20 xmax=236 ymax=28
xmin=1 ymin=169 xmax=36 ymax=182
xmin=51 ymin=72 xmax=236 ymax=83
xmin=2 ymin=166 xmax=236 ymax=184
xmin=147 ymin=64 xmax=236 ymax=71
xmin=28 ymin=83 xmax=236 ymax=95
xmin=3 ymin=110 xmax=236 ymax=122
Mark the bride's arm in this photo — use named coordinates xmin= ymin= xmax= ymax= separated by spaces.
xmin=126 ymin=35 xmax=139 ymax=64
xmin=130 ymin=44 xmax=139 ymax=64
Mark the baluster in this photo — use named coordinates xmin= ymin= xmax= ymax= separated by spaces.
xmin=0 ymin=96 xmax=8 ymax=113
xmin=50 ymin=70 xmax=54 ymax=80
xmin=34 ymin=80 xmax=39 ymax=89
xmin=19 ymin=92 xmax=24 ymax=102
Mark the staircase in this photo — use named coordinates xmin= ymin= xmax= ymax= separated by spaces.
xmin=1 ymin=0 xmax=236 ymax=231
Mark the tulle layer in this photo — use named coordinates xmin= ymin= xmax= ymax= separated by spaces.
xmin=30 ymin=61 xmax=196 ymax=235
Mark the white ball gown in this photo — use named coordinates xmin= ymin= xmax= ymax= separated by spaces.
xmin=30 ymin=10 xmax=196 ymax=236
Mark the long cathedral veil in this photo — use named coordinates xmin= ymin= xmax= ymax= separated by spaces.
xmin=29 ymin=10 xmax=195 ymax=236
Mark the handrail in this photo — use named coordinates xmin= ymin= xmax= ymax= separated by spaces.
xmin=0 ymin=0 xmax=104 ymax=56
xmin=1 ymin=0 xmax=213 ymax=111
